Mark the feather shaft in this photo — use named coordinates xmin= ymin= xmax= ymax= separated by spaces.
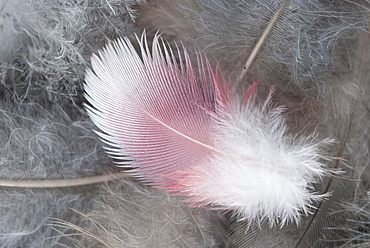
xmin=0 ymin=172 xmax=128 ymax=188
xmin=236 ymin=0 xmax=289 ymax=83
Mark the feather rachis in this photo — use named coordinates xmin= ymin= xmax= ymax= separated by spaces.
xmin=84 ymin=33 xmax=331 ymax=227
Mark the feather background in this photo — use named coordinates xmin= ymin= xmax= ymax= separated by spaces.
xmin=50 ymin=179 xmax=224 ymax=247
xmin=0 ymin=1 xmax=139 ymax=246
xmin=0 ymin=0 xmax=369 ymax=247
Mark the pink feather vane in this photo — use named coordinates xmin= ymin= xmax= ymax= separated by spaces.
xmin=84 ymin=33 xmax=330 ymax=227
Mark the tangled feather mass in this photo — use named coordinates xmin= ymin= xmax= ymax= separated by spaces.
xmin=0 ymin=0 xmax=369 ymax=247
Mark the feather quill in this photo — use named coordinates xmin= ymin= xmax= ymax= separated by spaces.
xmin=84 ymin=33 xmax=331 ymax=227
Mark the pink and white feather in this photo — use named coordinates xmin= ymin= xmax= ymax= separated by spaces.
xmin=84 ymin=33 xmax=330 ymax=227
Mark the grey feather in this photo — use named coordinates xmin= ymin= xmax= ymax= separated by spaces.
xmin=0 ymin=0 xmax=144 ymax=104
xmin=182 ymin=0 xmax=368 ymax=96
xmin=51 ymin=179 xmax=226 ymax=248
xmin=335 ymin=193 xmax=370 ymax=247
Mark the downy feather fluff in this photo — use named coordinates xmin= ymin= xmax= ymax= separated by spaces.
xmin=84 ymin=33 xmax=331 ymax=227
xmin=51 ymin=179 xmax=224 ymax=248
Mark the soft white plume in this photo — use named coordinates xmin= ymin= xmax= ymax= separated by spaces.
xmin=183 ymin=96 xmax=332 ymax=226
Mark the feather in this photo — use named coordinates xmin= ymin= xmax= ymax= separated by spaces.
xmin=0 ymin=0 xmax=145 ymax=104
xmin=84 ymin=33 xmax=332 ymax=227
xmin=180 ymin=0 xmax=368 ymax=96
xmin=50 ymin=179 xmax=224 ymax=248
xmin=335 ymin=193 xmax=370 ymax=247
